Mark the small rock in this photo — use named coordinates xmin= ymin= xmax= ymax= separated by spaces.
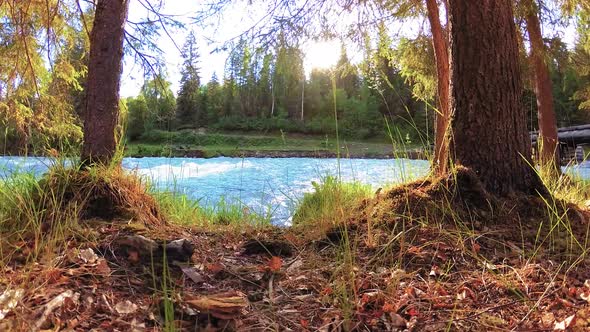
xmin=165 ymin=239 xmax=194 ymax=262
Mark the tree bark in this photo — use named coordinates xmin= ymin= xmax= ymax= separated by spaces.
xmin=447 ymin=0 xmax=544 ymax=195
xmin=523 ymin=0 xmax=560 ymax=171
xmin=425 ymin=0 xmax=450 ymax=175
xmin=81 ymin=0 xmax=129 ymax=165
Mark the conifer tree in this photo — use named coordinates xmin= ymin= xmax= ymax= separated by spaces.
xmin=176 ymin=32 xmax=202 ymax=126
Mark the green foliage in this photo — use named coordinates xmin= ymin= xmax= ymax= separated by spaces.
xmin=0 ymin=0 xmax=87 ymax=155
xmin=395 ymin=36 xmax=437 ymax=102
xmin=336 ymin=43 xmax=360 ymax=98
xmin=293 ymin=176 xmax=372 ymax=227
xmin=139 ymin=129 xmax=282 ymax=146
xmin=573 ymin=8 xmax=590 ymax=112
xmin=126 ymin=96 xmax=149 ymax=140
xmin=204 ymin=73 xmax=223 ymax=123
xmin=176 ymin=32 xmax=203 ymax=126
xmin=141 ymin=74 xmax=177 ymax=131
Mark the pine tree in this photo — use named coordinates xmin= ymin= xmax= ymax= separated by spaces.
xmin=176 ymin=32 xmax=202 ymax=126
xmin=336 ymin=43 xmax=359 ymax=98
xmin=257 ymin=52 xmax=274 ymax=117
xmin=206 ymin=72 xmax=223 ymax=123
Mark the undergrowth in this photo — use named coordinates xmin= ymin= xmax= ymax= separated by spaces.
xmin=301 ymin=164 xmax=590 ymax=330
xmin=292 ymin=176 xmax=372 ymax=229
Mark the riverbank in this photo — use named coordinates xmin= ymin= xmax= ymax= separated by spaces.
xmin=1 ymin=166 xmax=589 ymax=331
xmin=125 ymin=143 xmax=428 ymax=159
xmin=125 ymin=130 xmax=428 ymax=159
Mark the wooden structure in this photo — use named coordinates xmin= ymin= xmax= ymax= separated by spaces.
xmin=530 ymin=124 xmax=590 ymax=164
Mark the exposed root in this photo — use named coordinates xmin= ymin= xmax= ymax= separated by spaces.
xmin=34 ymin=166 xmax=165 ymax=229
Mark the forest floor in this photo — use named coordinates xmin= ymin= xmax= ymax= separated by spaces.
xmin=1 ymin=167 xmax=590 ymax=331
xmin=125 ymin=131 xmax=426 ymax=159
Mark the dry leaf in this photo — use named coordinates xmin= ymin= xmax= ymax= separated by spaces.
xmin=78 ymin=248 xmax=99 ymax=264
xmin=268 ymin=256 xmax=282 ymax=272
xmin=541 ymin=312 xmax=556 ymax=327
xmin=114 ymin=300 xmax=138 ymax=315
xmin=388 ymin=313 xmax=407 ymax=328
xmin=572 ymin=308 xmax=590 ymax=330
xmin=0 ymin=288 xmax=24 ymax=320
xmin=96 ymin=259 xmax=111 ymax=276
xmin=554 ymin=314 xmax=576 ymax=331
xmin=181 ymin=266 xmax=205 ymax=284
xmin=205 ymin=263 xmax=224 ymax=274
xmin=35 ymin=290 xmax=80 ymax=330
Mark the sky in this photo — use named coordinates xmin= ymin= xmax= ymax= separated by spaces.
xmin=120 ymin=0 xmax=415 ymax=97
xmin=119 ymin=0 xmax=579 ymax=98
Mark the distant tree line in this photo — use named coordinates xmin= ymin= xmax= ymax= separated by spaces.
xmin=0 ymin=0 xmax=589 ymax=159
xmin=125 ymin=27 xmax=429 ymax=142
xmin=125 ymin=24 xmax=590 ymax=145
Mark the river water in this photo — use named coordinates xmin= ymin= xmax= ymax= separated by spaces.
xmin=0 ymin=156 xmax=587 ymax=224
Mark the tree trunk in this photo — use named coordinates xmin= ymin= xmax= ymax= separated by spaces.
xmin=301 ymin=78 xmax=305 ymax=121
xmin=271 ymin=82 xmax=275 ymax=117
xmin=523 ymin=0 xmax=560 ymax=171
xmin=81 ymin=0 xmax=129 ymax=165
xmin=425 ymin=0 xmax=450 ymax=175
xmin=447 ymin=0 xmax=544 ymax=195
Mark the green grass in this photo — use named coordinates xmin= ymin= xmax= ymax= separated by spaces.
xmin=151 ymin=189 xmax=272 ymax=227
xmin=292 ymin=176 xmax=372 ymax=229
xmin=125 ymin=130 xmax=422 ymax=158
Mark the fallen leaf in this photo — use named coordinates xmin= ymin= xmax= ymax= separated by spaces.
xmin=573 ymin=308 xmax=590 ymax=330
xmin=205 ymin=263 xmax=224 ymax=274
xmin=388 ymin=313 xmax=407 ymax=328
xmin=300 ymin=319 xmax=309 ymax=329
xmin=35 ymin=290 xmax=80 ymax=330
xmin=554 ymin=314 xmax=576 ymax=331
xmin=181 ymin=266 xmax=205 ymax=284
xmin=44 ymin=268 xmax=63 ymax=284
xmin=429 ymin=265 xmax=441 ymax=277
xmin=0 ymin=288 xmax=24 ymax=320
xmin=406 ymin=307 xmax=419 ymax=317
xmin=382 ymin=302 xmax=395 ymax=313
xmin=541 ymin=312 xmax=556 ymax=327
xmin=114 ymin=300 xmax=138 ymax=315
xmin=268 ymin=256 xmax=282 ymax=272
xmin=471 ymin=241 xmax=481 ymax=253
xmin=79 ymin=248 xmax=99 ymax=264
xmin=95 ymin=259 xmax=111 ymax=276
xmin=483 ymin=262 xmax=498 ymax=270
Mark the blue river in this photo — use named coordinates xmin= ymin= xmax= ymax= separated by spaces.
xmin=0 ymin=157 xmax=587 ymax=224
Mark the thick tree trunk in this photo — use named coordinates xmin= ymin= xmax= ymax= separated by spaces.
xmin=81 ymin=0 xmax=129 ymax=165
xmin=447 ymin=0 xmax=544 ymax=195
xmin=426 ymin=0 xmax=450 ymax=175
xmin=523 ymin=0 xmax=560 ymax=171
